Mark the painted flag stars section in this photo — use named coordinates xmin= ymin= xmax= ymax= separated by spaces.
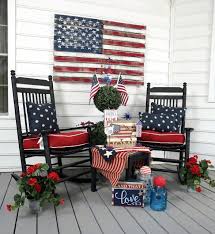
xmin=53 ymin=14 xmax=145 ymax=85
xmin=89 ymin=74 xmax=100 ymax=102
xmin=116 ymin=74 xmax=129 ymax=106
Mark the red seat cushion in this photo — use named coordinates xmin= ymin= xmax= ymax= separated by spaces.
xmin=48 ymin=131 xmax=89 ymax=148
xmin=140 ymin=130 xmax=185 ymax=144
xmin=23 ymin=130 xmax=89 ymax=150
xmin=23 ymin=136 xmax=40 ymax=150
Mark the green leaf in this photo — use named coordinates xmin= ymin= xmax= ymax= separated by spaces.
xmin=19 ymin=186 xmax=25 ymax=193
xmin=209 ymin=180 xmax=215 ymax=187
xmin=200 ymin=160 xmax=208 ymax=170
xmin=42 ymin=164 xmax=49 ymax=171
xmin=194 ymin=179 xmax=200 ymax=185
xmin=90 ymin=121 xmax=107 ymax=145
xmin=179 ymin=167 xmax=187 ymax=175
xmin=20 ymin=196 xmax=25 ymax=206
xmin=14 ymin=194 xmax=21 ymax=203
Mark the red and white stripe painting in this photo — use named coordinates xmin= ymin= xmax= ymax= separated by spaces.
xmin=53 ymin=17 xmax=146 ymax=85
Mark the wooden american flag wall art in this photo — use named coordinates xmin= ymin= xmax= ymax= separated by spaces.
xmin=53 ymin=14 xmax=146 ymax=85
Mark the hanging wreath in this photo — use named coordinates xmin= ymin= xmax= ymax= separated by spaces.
xmin=94 ymin=86 xmax=121 ymax=112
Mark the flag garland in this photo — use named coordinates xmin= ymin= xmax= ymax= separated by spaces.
xmin=116 ymin=74 xmax=129 ymax=106
xmin=53 ymin=14 xmax=145 ymax=85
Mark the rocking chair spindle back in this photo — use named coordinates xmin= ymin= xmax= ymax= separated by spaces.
xmin=11 ymin=70 xmax=92 ymax=182
xmin=138 ymin=82 xmax=193 ymax=183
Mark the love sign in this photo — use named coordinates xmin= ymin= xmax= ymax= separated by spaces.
xmin=112 ymin=182 xmax=145 ymax=207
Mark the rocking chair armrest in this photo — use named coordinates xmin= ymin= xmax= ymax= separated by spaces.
xmin=22 ymin=133 xmax=29 ymax=138
xmin=184 ymin=127 xmax=194 ymax=133
xmin=184 ymin=127 xmax=193 ymax=145
xmin=40 ymin=129 xmax=53 ymax=135
xmin=59 ymin=125 xmax=95 ymax=132
xmin=22 ymin=132 xmax=41 ymax=138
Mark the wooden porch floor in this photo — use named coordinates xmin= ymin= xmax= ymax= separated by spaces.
xmin=0 ymin=165 xmax=215 ymax=234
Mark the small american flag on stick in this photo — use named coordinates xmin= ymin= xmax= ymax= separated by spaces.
xmin=116 ymin=74 xmax=129 ymax=106
xmin=53 ymin=14 xmax=145 ymax=85
xmin=89 ymin=74 xmax=100 ymax=102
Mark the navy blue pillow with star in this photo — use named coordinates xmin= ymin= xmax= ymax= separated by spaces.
xmin=151 ymin=102 xmax=185 ymax=131
xmin=26 ymin=102 xmax=59 ymax=134
xmin=139 ymin=112 xmax=179 ymax=132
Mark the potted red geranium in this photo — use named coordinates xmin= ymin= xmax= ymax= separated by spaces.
xmin=180 ymin=155 xmax=215 ymax=192
xmin=6 ymin=163 xmax=64 ymax=213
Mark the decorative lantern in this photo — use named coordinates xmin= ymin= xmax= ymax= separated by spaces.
xmin=136 ymin=166 xmax=152 ymax=205
xmin=150 ymin=176 xmax=167 ymax=211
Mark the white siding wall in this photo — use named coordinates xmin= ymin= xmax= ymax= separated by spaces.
xmin=170 ymin=0 xmax=215 ymax=164
xmin=0 ymin=0 xmax=170 ymax=171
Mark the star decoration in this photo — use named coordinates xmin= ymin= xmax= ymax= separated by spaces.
xmin=104 ymin=151 xmax=113 ymax=159
xmin=138 ymin=190 xmax=144 ymax=196
xmin=54 ymin=15 xmax=103 ymax=54
xmin=97 ymin=146 xmax=117 ymax=161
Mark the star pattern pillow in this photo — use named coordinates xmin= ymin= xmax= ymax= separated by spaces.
xmin=139 ymin=112 xmax=179 ymax=132
xmin=151 ymin=102 xmax=185 ymax=131
xmin=26 ymin=102 xmax=59 ymax=134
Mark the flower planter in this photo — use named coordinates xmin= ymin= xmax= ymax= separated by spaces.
xmin=179 ymin=155 xmax=215 ymax=193
xmin=6 ymin=163 xmax=64 ymax=213
xmin=187 ymin=186 xmax=195 ymax=192
xmin=187 ymin=185 xmax=202 ymax=193
xmin=28 ymin=199 xmax=41 ymax=214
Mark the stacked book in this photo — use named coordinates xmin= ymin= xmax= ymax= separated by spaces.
xmin=107 ymin=119 xmax=137 ymax=148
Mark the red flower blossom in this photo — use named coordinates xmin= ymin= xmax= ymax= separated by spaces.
xmin=47 ymin=172 xmax=60 ymax=182
xmin=20 ymin=172 xmax=26 ymax=178
xmin=59 ymin=199 xmax=64 ymax=205
xmin=34 ymin=163 xmax=42 ymax=170
xmin=6 ymin=163 xmax=64 ymax=212
xmin=185 ymin=162 xmax=191 ymax=168
xmin=6 ymin=204 xmax=12 ymax=212
xmin=195 ymin=186 xmax=202 ymax=192
xmin=28 ymin=178 xmax=38 ymax=186
xmin=190 ymin=165 xmax=201 ymax=176
xmin=189 ymin=156 xmax=197 ymax=164
xmin=27 ymin=166 xmax=37 ymax=175
xmin=27 ymin=164 xmax=42 ymax=175
xmin=34 ymin=183 xmax=41 ymax=193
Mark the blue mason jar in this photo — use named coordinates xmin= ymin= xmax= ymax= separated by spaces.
xmin=150 ymin=186 xmax=167 ymax=211
xmin=137 ymin=173 xmax=152 ymax=205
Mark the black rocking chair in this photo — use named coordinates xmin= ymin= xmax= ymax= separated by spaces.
xmin=11 ymin=70 xmax=92 ymax=182
xmin=137 ymin=83 xmax=193 ymax=182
